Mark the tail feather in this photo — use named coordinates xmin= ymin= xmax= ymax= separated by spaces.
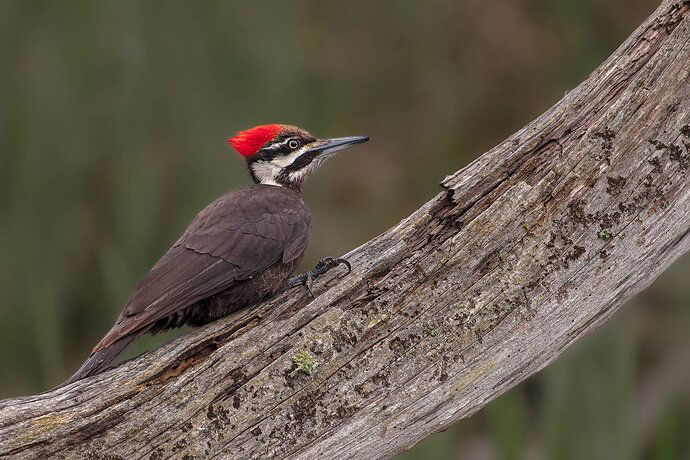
xmin=64 ymin=333 xmax=141 ymax=385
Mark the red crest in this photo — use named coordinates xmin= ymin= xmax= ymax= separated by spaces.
xmin=228 ymin=124 xmax=283 ymax=157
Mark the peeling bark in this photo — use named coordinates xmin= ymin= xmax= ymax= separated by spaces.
xmin=1 ymin=1 xmax=690 ymax=458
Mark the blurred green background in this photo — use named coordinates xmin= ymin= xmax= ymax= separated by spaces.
xmin=1 ymin=1 xmax=688 ymax=459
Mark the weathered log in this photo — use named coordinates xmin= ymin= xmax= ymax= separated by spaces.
xmin=1 ymin=1 xmax=689 ymax=458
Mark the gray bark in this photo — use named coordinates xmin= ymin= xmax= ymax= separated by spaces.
xmin=2 ymin=1 xmax=690 ymax=458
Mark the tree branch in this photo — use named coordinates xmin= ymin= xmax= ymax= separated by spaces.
xmin=2 ymin=1 xmax=690 ymax=458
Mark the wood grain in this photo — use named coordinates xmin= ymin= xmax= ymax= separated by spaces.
xmin=1 ymin=1 xmax=689 ymax=458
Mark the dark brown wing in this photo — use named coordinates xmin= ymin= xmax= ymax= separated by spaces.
xmin=94 ymin=184 xmax=311 ymax=351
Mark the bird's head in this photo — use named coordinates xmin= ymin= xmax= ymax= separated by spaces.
xmin=228 ymin=124 xmax=368 ymax=191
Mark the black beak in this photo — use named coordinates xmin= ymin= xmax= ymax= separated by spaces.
xmin=311 ymin=136 xmax=369 ymax=155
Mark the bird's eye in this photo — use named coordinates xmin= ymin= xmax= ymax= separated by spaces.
xmin=288 ymin=139 xmax=301 ymax=150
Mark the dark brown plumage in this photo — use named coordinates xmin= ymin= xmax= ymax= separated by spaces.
xmin=67 ymin=185 xmax=310 ymax=382
xmin=66 ymin=125 xmax=367 ymax=384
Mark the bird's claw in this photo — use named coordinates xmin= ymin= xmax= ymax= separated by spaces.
xmin=313 ymin=256 xmax=351 ymax=276
xmin=336 ymin=258 xmax=352 ymax=273
xmin=287 ymin=256 xmax=352 ymax=297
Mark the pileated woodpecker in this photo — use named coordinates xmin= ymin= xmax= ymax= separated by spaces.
xmin=66 ymin=124 xmax=368 ymax=384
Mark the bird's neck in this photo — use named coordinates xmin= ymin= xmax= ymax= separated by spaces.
xmin=248 ymin=161 xmax=304 ymax=195
xmin=280 ymin=180 xmax=303 ymax=195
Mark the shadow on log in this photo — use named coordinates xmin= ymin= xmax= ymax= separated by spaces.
xmin=1 ymin=0 xmax=690 ymax=458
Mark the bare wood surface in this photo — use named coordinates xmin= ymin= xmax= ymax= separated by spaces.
xmin=1 ymin=1 xmax=690 ymax=458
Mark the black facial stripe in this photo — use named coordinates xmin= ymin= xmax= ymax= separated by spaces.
xmin=275 ymin=150 xmax=318 ymax=185
xmin=250 ymin=143 xmax=286 ymax=163
xmin=275 ymin=168 xmax=291 ymax=185
xmin=283 ymin=149 xmax=318 ymax=173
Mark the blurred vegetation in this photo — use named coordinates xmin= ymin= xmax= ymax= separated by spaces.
xmin=0 ymin=1 xmax=688 ymax=459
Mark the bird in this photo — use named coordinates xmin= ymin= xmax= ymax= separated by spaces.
xmin=65 ymin=124 xmax=368 ymax=384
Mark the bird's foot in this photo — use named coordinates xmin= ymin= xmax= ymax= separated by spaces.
xmin=287 ymin=257 xmax=352 ymax=298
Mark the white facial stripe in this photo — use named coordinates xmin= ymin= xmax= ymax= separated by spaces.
xmin=252 ymin=144 xmax=333 ymax=186
xmin=251 ymin=160 xmax=281 ymax=186
xmin=287 ymin=152 xmax=331 ymax=182
xmin=251 ymin=146 xmax=307 ymax=186
xmin=270 ymin=146 xmax=308 ymax=168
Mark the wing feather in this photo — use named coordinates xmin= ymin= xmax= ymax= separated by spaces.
xmin=93 ymin=185 xmax=310 ymax=351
